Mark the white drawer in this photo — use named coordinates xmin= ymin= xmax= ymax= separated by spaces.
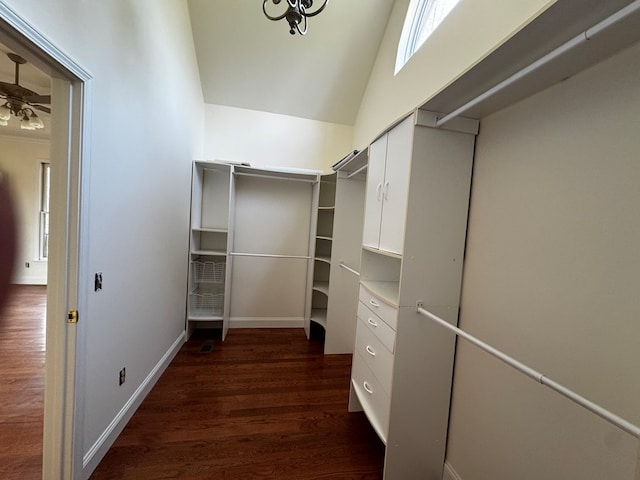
xmin=355 ymin=316 xmax=394 ymax=394
xmin=359 ymin=285 xmax=398 ymax=330
xmin=357 ymin=301 xmax=396 ymax=353
xmin=351 ymin=352 xmax=390 ymax=444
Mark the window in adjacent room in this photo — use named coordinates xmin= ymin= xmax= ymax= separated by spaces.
xmin=39 ymin=162 xmax=50 ymax=260
xmin=395 ymin=0 xmax=461 ymax=74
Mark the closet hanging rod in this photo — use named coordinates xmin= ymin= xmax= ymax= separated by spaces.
xmin=346 ymin=164 xmax=368 ymax=179
xmin=233 ymin=171 xmax=317 ymax=183
xmin=339 ymin=261 xmax=360 ymax=277
xmin=415 ymin=303 xmax=640 ymax=439
xmin=435 ymin=0 xmax=640 ymax=127
xmin=229 ymin=252 xmax=311 ymax=260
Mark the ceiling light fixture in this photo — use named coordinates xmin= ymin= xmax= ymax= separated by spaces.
xmin=0 ymin=101 xmax=44 ymax=130
xmin=262 ymin=0 xmax=329 ymax=35
xmin=0 ymin=53 xmax=50 ymax=131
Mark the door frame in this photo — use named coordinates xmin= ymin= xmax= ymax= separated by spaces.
xmin=0 ymin=3 xmax=92 ymax=478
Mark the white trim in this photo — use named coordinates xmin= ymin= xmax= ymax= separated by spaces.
xmin=82 ymin=331 xmax=186 ymax=474
xmin=230 ymin=317 xmax=305 ymax=328
xmin=0 ymin=3 xmax=93 ymax=479
xmin=443 ymin=461 xmax=462 ymax=480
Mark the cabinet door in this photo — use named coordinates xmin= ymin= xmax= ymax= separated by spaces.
xmin=379 ymin=116 xmax=413 ymax=255
xmin=362 ymin=134 xmax=387 ymax=250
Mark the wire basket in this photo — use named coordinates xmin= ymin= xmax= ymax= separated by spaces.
xmin=192 ymin=260 xmax=226 ymax=283
xmin=190 ymin=291 xmax=224 ymax=316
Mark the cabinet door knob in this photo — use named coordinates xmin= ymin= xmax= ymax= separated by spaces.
xmin=367 ymin=317 xmax=378 ymax=327
xmin=383 ymin=180 xmax=390 ymax=200
xmin=363 ymin=381 xmax=374 ymax=395
xmin=376 ymin=182 xmax=383 ymax=201
xmin=369 ymin=299 xmax=380 ymax=308
xmin=366 ymin=345 xmax=376 ymax=357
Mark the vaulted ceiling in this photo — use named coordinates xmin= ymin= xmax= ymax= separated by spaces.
xmin=187 ymin=0 xmax=396 ymax=125
xmin=0 ymin=1 xmax=396 ymax=139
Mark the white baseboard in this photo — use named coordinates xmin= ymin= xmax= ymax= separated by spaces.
xmin=82 ymin=331 xmax=185 ymax=477
xmin=443 ymin=461 xmax=463 ymax=480
xmin=230 ymin=317 xmax=304 ymax=328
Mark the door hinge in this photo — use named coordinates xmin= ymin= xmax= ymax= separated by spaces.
xmin=67 ymin=310 xmax=78 ymax=323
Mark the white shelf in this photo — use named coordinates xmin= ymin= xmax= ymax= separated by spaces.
xmin=360 ymin=281 xmax=399 ymax=308
xmin=315 ymin=256 xmax=331 ymax=264
xmin=316 ymin=236 xmax=332 ymax=242
xmin=310 ymin=309 xmax=327 ymax=329
xmin=191 ymin=249 xmax=227 ymax=256
xmin=192 ymin=227 xmax=228 ymax=233
xmin=313 ymin=281 xmax=329 ymax=296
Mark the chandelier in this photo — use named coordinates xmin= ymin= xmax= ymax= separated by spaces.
xmin=0 ymin=101 xmax=44 ymax=130
xmin=262 ymin=0 xmax=330 ymax=35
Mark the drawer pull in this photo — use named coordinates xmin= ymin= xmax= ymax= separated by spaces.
xmin=369 ymin=299 xmax=380 ymax=308
xmin=363 ymin=381 xmax=373 ymax=395
xmin=367 ymin=317 xmax=378 ymax=327
xmin=366 ymin=345 xmax=376 ymax=357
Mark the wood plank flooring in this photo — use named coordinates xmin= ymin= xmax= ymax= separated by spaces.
xmin=91 ymin=328 xmax=384 ymax=479
xmin=0 ymin=285 xmax=46 ymax=480
xmin=0 ymin=285 xmax=384 ymax=479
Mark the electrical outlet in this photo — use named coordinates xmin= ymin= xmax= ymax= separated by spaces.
xmin=119 ymin=367 xmax=126 ymax=386
xmin=25 ymin=261 xmax=30 ymax=268
xmin=94 ymin=272 xmax=103 ymax=292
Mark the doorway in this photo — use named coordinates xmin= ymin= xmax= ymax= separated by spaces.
xmin=0 ymin=4 xmax=91 ymax=479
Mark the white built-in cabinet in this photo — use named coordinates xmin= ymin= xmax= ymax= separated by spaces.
xmin=187 ymin=162 xmax=319 ymax=339
xmin=349 ymin=111 xmax=478 ymax=479
xmin=362 ymin=120 xmax=412 ymax=255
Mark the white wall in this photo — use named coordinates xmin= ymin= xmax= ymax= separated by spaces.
xmin=0 ymin=135 xmax=49 ymax=284
xmin=202 ymin=104 xmax=354 ymax=172
xmin=352 ymin=0 xmax=555 ymax=148
xmin=1 ymin=0 xmax=204 ymax=476
xmin=446 ymin=41 xmax=640 ymax=480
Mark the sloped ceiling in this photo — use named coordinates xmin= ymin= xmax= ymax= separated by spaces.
xmin=187 ymin=0 xmax=396 ymax=125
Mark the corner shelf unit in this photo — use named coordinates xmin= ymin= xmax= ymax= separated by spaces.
xmin=310 ymin=173 xmax=336 ymax=332
xmin=187 ymin=161 xmax=233 ymax=339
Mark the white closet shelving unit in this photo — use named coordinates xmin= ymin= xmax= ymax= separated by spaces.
xmin=322 ymin=149 xmax=368 ymax=354
xmin=187 ymin=161 xmax=233 ymax=339
xmin=229 ymin=166 xmax=319 ymax=335
xmin=309 ymin=172 xmax=336 ymax=333
xmin=349 ymin=111 xmax=478 ymax=479
xmin=187 ymin=162 xmax=319 ymax=338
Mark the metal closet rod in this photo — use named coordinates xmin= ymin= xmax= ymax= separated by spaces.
xmin=435 ymin=0 xmax=640 ymax=127
xmin=415 ymin=303 xmax=640 ymax=439
xmin=229 ymin=252 xmax=311 ymax=259
xmin=339 ymin=261 xmax=360 ymax=276
xmin=346 ymin=164 xmax=368 ymax=179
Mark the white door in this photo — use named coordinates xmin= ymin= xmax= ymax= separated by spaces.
xmin=378 ymin=116 xmax=413 ymax=255
xmin=362 ymin=133 xmax=387 ymax=250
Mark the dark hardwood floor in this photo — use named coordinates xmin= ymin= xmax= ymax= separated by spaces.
xmin=0 ymin=285 xmax=384 ymax=479
xmin=91 ymin=329 xmax=384 ymax=480
xmin=91 ymin=328 xmax=384 ymax=479
xmin=0 ymin=285 xmax=46 ymax=480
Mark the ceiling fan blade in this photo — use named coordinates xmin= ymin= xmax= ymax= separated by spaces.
xmin=25 ymin=94 xmax=51 ymax=104
xmin=32 ymin=104 xmax=51 ymax=114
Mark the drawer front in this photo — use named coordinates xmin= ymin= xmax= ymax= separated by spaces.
xmin=351 ymin=352 xmax=390 ymax=443
xmin=359 ymin=285 xmax=398 ymax=330
xmin=355 ymin=316 xmax=394 ymax=394
xmin=357 ymin=301 xmax=396 ymax=353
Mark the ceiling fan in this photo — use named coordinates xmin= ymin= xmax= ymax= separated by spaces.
xmin=0 ymin=52 xmax=50 ymax=130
